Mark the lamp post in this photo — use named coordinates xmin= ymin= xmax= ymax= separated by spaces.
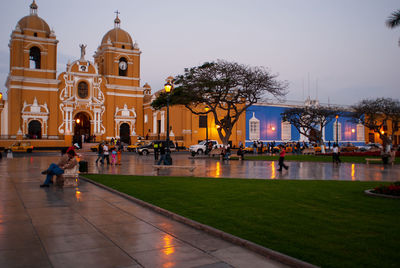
xmin=335 ymin=115 xmax=339 ymax=146
xmin=164 ymin=82 xmax=172 ymax=165
xmin=205 ymin=107 xmax=209 ymax=143
xmin=205 ymin=107 xmax=209 ymax=154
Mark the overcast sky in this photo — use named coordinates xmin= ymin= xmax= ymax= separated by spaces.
xmin=0 ymin=0 xmax=399 ymax=105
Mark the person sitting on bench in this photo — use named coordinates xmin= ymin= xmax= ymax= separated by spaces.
xmin=40 ymin=150 xmax=78 ymax=187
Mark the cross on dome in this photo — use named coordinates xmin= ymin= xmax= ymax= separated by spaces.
xmin=114 ymin=10 xmax=121 ymax=28
xmin=30 ymin=0 xmax=38 ymax=15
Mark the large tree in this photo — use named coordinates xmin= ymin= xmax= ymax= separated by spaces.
xmin=351 ymin=98 xmax=400 ymax=145
xmin=151 ymin=60 xmax=287 ymax=145
xmin=281 ymin=105 xmax=341 ymax=145
xmin=386 ymin=9 xmax=400 ymax=46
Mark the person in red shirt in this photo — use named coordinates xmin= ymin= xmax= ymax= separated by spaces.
xmin=278 ymin=145 xmax=289 ymax=171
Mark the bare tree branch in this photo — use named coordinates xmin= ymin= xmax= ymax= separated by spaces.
xmin=151 ymin=60 xmax=288 ymax=145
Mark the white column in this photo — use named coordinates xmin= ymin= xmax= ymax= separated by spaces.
xmin=161 ymin=111 xmax=165 ymax=134
xmin=153 ymin=113 xmax=157 ymax=134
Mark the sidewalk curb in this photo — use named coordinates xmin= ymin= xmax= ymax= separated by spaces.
xmin=80 ymin=175 xmax=318 ymax=268
xmin=364 ymin=189 xmax=400 ymax=199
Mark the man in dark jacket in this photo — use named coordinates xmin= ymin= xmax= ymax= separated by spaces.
xmin=154 ymin=142 xmax=159 ymax=161
xmin=96 ymin=142 xmax=104 ymax=164
xmin=157 ymin=142 xmax=166 ymax=165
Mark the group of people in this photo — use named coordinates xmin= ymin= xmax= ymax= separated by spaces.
xmin=95 ymin=141 xmax=123 ymax=165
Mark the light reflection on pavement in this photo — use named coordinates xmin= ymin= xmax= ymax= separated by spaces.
xmin=2 ymin=151 xmax=399 ymax=181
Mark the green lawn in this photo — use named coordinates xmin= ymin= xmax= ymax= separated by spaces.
xmin=84 ymin=175 xmax=399 ymax=268
xmin=239 ymin=154 xmax=400 ymax=164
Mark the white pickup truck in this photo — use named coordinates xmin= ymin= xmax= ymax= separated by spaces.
xmin=189 ymin=140 xmax=221 ymax=155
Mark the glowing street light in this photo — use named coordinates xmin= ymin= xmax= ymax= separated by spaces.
xmin=164 ymin=81 xmax=173 ymax=165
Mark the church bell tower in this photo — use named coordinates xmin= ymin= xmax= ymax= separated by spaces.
xmin=6 ymin=0 xmax=59 ymax=138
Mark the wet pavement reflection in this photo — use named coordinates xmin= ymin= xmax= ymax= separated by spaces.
xmin=0 ymin=152 xmax=292 ymax=268
xmin=2 ymin=151 xmax=399 ymax=181
xmin=88 ymin=152 xmax=397 ymax=181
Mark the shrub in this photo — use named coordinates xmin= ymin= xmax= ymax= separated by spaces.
xmin=373 ymin=181 xmax=400 ymax=196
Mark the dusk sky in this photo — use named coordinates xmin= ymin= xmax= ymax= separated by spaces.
xmin=0 ymin=0 xmax=399 ymax=105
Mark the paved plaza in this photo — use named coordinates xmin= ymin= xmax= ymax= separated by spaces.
xmin=0 ymin=151 xmax=399 ymax=268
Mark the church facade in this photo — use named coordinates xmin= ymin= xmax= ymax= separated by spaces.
xmin=0 ymin=1 xmax=149 ymax=148
xmin=0 ymin=1 xmax=247 ymax=149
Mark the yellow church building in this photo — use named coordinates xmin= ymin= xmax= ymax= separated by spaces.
xmin=0 ymin=1 xmax=244 ymax=150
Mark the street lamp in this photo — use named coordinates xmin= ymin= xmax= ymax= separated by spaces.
xmin=335 ymin=115 xmax=339 ymax=146
xmin=205 ymin=107 xmax=209 ymax=154
xmin=164 ymin=82 xmax=172 ymax=165
xmin=205 ymin=107 xmax=209 ymax=142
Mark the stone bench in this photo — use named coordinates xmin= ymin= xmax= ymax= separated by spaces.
xmin=56 ymin=165 xmax=79 ymax=187
xmin=153 ymin=165 xmax=196 ymax=176
xmin=302 ymin=148 xmax=315 ymax=155
xmin=366 ymin=157 xmax=395 ymax=165
xmin=365 ymin=158 xmax=381 ymax=165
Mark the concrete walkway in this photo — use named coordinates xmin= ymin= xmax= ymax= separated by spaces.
xmin=0 ymin=154 xmax=291 ymax=268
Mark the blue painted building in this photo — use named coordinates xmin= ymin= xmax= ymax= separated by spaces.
xmin=245 ymin=102 xmax=366 ymax=147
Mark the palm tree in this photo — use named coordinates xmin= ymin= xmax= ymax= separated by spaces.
xmin=386 ymin=9 xmax=400 ymax=46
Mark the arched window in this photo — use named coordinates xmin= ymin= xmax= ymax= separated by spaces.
xmin=249 ymin=112 xmax=260 ymax=141
xmin=29 ymin=47 xmax=41 ymax=69
xmin=77 ymin=81 xmax=88 ymax=98
xmin=118 ymin=57 xmax=128 ymax=76
xmin=28 ymin=120 xmax=41 ymax=139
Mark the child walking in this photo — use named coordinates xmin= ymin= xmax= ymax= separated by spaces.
xmin=111 ymin=147 xmax=117 ymax=165
xmin=117 ymin=147 xmax=122 ymax=165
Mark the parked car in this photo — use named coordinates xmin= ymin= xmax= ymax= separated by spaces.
xmin=137 ymin=140 xmax=176 ymax=155
xmin=358 ymin=143 xmax=382 ymax=152
xmin=340 ymin=143 xmax=358 ymax=152
xmin=189 ymin=140 xmax=221 ymax=155
xmin=8 ymin=142 xmax=33 ymax=153
xmin=127 ymin=141 xmax=146 ymax=152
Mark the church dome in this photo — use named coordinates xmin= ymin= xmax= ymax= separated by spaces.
xmin=101 ymin=28 xmax=133 ymax=47
xmin=17 ymin=15 xmax=51 ymax=36
xmin=100 ymin=14 xmax=134 ymax=49
xmin=17 ymin=1 xmax=51 ymax=37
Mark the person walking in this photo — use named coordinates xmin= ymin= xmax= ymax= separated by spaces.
xmin=95 ymin=142 xmax=104 ymax=164
xmin=117 ymin=145 xmax=122 ymax=165
xmin=157 ymin=142 xmax=166 ymax=165
xmin=332 ymin=143 xmax=341 ymax=165
xmin=278 ymin=145 xmax=289 ymax=171
xmin=103 ymin=143 xmax=110 ymax=165
xmin=111 ymin=147 xmax=117 ymax=165
xmin=154 ymin=142 xmax=159 ymax=161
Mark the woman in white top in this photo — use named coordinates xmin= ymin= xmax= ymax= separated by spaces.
xmin=332 ymin=143 xmax=340 ymax=164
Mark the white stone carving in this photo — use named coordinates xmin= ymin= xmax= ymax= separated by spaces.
xmin=21 ymin=97 xmax=49 ymax=137
xmin=114 ymin=104 xmax=137 ymax=136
